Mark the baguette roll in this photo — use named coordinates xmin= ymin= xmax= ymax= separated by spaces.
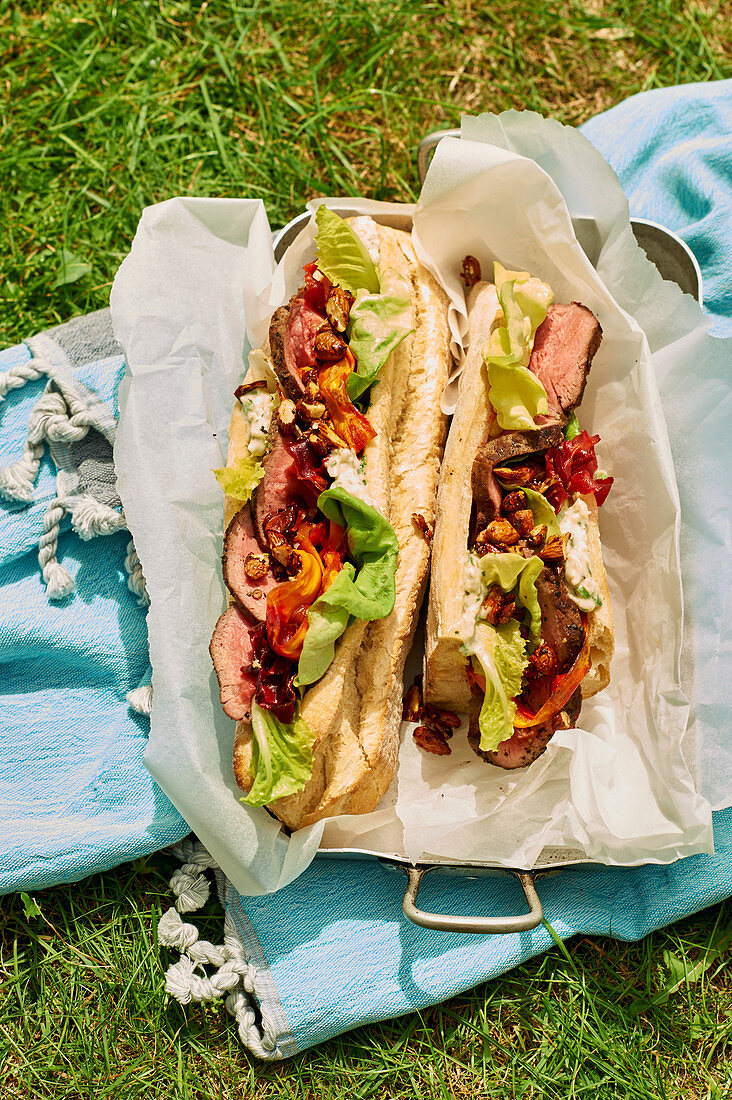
xmin=222 ymin=221 xmax=451 ymax=829
xmin=424 ymin=276 xmax=614 ymax=759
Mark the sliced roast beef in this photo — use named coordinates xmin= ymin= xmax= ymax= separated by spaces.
xmin=472 ymin=425 xmax=564 ymax=524
xmin=530 ymin=303 xmax=602 ymax=422
xmin=269 ymin=292 xmax=326 ymax=401
xmin=209 ymin=605 xmax=258 ymax=721
xmin=468 ymin=685 xmax=582 ymax=770
xmin=535 ymin=566 xmax=585 ymax=672
xmin=222 ymin=507 xmax=277 ymax=623
xmin=252 ymin=420 xmax=303 ymax=544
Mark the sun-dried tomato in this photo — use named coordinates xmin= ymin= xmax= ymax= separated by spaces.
xmin=545 ymin=430 xmax=613 ymax=508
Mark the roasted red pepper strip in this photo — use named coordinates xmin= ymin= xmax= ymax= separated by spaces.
xmin=265 ymin=520 xmax=345 ymax=661
xmin=319 ymin=348 xmax=376 ymax=454
xmin=513 ymin=632 xmax=591 ymax=728
xmin=266 ymin=544 xmax=323 ymax=660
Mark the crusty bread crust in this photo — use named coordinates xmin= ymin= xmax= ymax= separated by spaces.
xmin=229 ymin=221 xmax=451 ymax=829
xmin=424 ymin=281 xmax=500 ymax=709
xmin=424 ymin=281 xmax=614 ymax=711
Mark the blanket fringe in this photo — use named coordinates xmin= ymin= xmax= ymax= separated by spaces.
xmin=159 ymin=838 xmax=283 ymax=1060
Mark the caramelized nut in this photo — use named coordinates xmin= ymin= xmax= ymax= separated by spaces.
xmin=482 ymin=584 xmax=507 ymax=625
xmin=512 ymin=509 xmax=535 ymax=536
xmin=243 ymin=553 xmax=269 ymax=581
xmin=424 ymin=705 xmax=461 ymax=731
xmin=539 ymin=534 xmax=569 ymax=563
xmin=413 ymin=725 xmax=452 ymax=756
xmin=325 ymin=286 xmax=354 ymax=332
xmin=501 ymin=490 xmax=526 ymax=515
xmin=411 ymin=512 xmax=434 ymax=544
xmin=403 ymin=682 xmax=423 ymax=723
xmin=529 ymin=642 xmax=557 ymax=678
xmin=526 ymin=524 xmax=548 ymax=548
xmin=278 ymin=398 xmax=297 ymax=432
xmin=484 ymin=518 xmax=520 ymax=546
xmin=314 ymin=324 xmax=347 ymax=362
xmin=498 ymin=597 xmax=517 ymax=624
xmin=297 ymin=399 xmax=326 ymax=421
xmin=235 ymin=379 xmax=268 ymax=399
xmin=271 ymin=543 xmax=301 ymax=575
xmin=460 ymin=255 xmax=482 ymax=289
xmin=494 ymin=464 xmax=542 ymax=488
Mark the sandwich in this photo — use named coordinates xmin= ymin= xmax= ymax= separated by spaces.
xmin=424 ymin=261 xmax=614 ymax=768
xmin=210 ymin=207 xmax=451 ymax=828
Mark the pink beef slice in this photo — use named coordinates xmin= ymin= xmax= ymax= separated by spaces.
xmin=529 ymin=303 xmax=602 ymax=421
xmin=252 ymin=421 xmax=302 ymax=544
xmin=269 ymin=292 xmax=325 ymax=401
xmin=222 ymin=507 xmax=277 ymax=623
xmin=468 ymin=686 xmax=582 ymax=770
xmin=209 ymin=605 xmax=258 ymax=722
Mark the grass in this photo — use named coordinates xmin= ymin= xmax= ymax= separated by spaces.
xmin=0 ymin=0 xmax=731 ymax=1095
xmin=1 ymin=858 xmax=730 ymax=1098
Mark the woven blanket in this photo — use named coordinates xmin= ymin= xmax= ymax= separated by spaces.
xmin=0 ymin=312 xmax=188 ymax=895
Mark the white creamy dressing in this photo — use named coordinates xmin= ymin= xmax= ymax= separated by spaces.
xmin=239 ymin=390 xmax=274 ymax=456
xmin=460 ymin=552 xmax=487 ymax=649
xmin=325 ymin=447 xmax=376 ymax=508
xmin=559 ymin=498 xmax=602 ymax=612
xmin=240 ymin=348 xmax=277 ymax=456
xmin=349 ymin=216 xmax=381 ymax=266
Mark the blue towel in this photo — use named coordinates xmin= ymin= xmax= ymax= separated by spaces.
xmin=201 ymin=80 xmax=732 ymax=1056
xmin=0 ymin=317 xmax=188 ymax=895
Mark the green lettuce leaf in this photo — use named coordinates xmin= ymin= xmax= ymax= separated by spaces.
xmin=469 ymin=620 xmax=528 ymax=753
xmin=521 ymin=487 xmax=561 ymax=540
xmin=315 ymin=206 xmax=380 ymax=297
xmin=478 ymin=552 xmax=544 ymax=644
xmin=564 ymin=411 xmax=580 ymax=440
xmin=213 ymin=453 xmax=265 ymax=504
xmin=243 ymin=702 xmax=318 ymax=807
xmin=296 ymin=488 xmax=399 ymax=687
xmin=483 ymin=267 xmax=552 ymax=430
xmin=346 ymin=268 xmax=414 ymax=401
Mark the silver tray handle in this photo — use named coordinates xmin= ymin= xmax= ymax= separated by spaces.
xmin=402 ymin=867 xmax=543 ymax=935
xmin=417 ymin=128 xmax=459 ymax=185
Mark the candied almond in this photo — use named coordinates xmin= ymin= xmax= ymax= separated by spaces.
xmin=460 ymin=255 xmax=482 ymax=288
xmin=411 ymin=512 xmax=434 ymax=544
xmin=512 ymin=509 xmax=535 ymax=536
xmin=501 ymin=490 xmax=526 ymax=515
xmin=243 ymin=553 xmax=269 ymax=581
xmin=413 ymin=725 xmax=452 ymax=756
xmin=325 ymin=286 xmax=354 ymax=332
xmin=278 ymin=398 xmax=297 ymax=432
xmin=484 ymin=518 xmax=520 ymax=546
xmin=314 ymin=324 xmax=347 ymax=362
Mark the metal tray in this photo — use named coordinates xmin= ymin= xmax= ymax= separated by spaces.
xmin=271 ymin=133 xmax=702 ymax=934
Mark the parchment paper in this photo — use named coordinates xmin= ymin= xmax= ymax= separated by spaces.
xmin=111 ymin=114 xmax=725 ymax=895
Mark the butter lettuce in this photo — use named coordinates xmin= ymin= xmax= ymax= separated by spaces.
xmin=521 ymin=487 xmax=560 ymax=540
xmin=315 ymin=205 xmax=380 ymax=296
xmin=564 ymin=411 xmax=580 ymax=440
xmin=243 ymin=703 xmax=318 ymax=807
xmin=478 ymin=552 xmax=543 ymax=644
xmin=346 ymin=268 xmax=414 ymax=401
xmin=469 ymin=620 xmax=528 ymax=753
xmin=296 ymin=487 xmax=399 ymax=687
xmin=484 ymin=263 xmax=553 ymax=431
xmin=213 ymin=453 xmax=264 ymax=505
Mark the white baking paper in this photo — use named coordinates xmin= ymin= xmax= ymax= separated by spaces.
xmin=397 ymin=124 xmax=714 ymax=865
xmin=110 ymin=114 xmax=726 ymax=895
